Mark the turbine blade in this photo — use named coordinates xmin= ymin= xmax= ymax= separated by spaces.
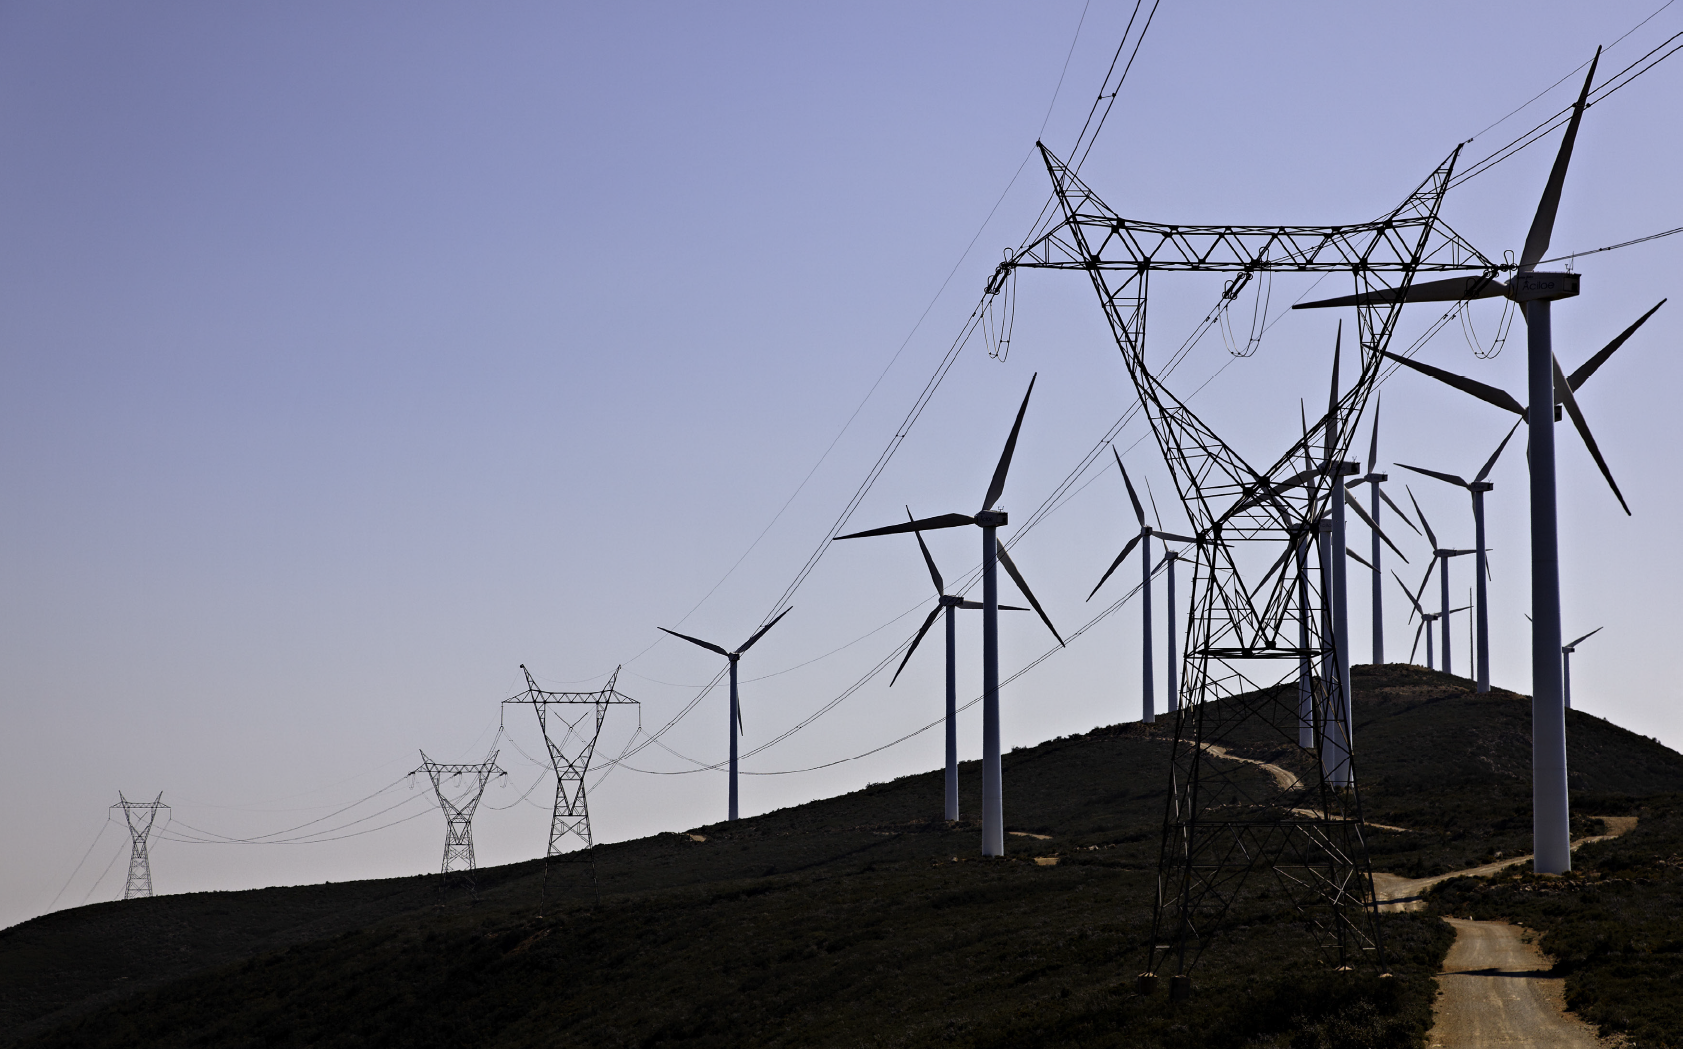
xmin=957 ymin=600 xmax=986 ymax=610
xmin=1114 ymin=447 xmax=1146 ymax=527
xmin=1367 ymin=392 xmax=1381 ymax=474
xmin=1294 ymin=272 xmax=1507 ymax=310
xmin=1567 ymin=299 xmax=1666 ymax=391
xmin=1151 ymin=530 xmax=1202 ymax=546
xmin=1089 ymin=533 xmax=1145 ymax=600
xmin=908 ymin=506 xmax=944 ymax=595
xmin=1413 ymin=559 xmax=1436 ymax=607
xmin=1325 ymin=321 xmax=1341 ymax=462
xmin=1344 ymin=488 xmax=1408 ymax=563
xmin=1382 ymin=352 xmax=1525 ymax=416
xmin=982 ymin=373 xmax=1037 ymax=512
xmin=1377 ymin=488 xmax=1422 ymax=535
xmin=1396 ymin=462 xmax=1470 ymax=489
xmin=1474 ymin=421 xmax=1523 ymax=484
xmin=834 ymin=513 xmax=975 ymax=540
xmin=890 ymin=605 xmax=944 ymax=687
xmin=1565 ymin=626 xmax=1603 ymax=649
xmin=1407 ymin=486 xmax=1437 ymax=550
xmin=1145 ymin=475 xmax=1164 ymax=531
xmin=997 ymin=604 xmax=1031 ymax=611
xmin=1410 ymin=619 xmax=1425 ymax=663
xmin=1552 ymin=355 xmax=1631 ymax=515
xmin=735 ymin=606 xmax=793 ymax=655
xmin=996 ymin=541 xmax=1063 ymax=646
xmin=1393 ymin=570 xmax=1427 ymax=619
xmin=1347 ymin=547 xmax=1374 ymax=571
xmin=658 ymin=628 xmax=730 ymax=658
xmin=1520 ymin=48 xmax=1600 ymax=272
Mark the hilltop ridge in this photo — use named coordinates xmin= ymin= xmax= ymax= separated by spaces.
xmin=5 ymin=664 xmax=1683 ymax=1048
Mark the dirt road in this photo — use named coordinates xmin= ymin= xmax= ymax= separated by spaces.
xmin=1372 ymin=818 xmax=1637 ymax=1047
xmin=1429 ymin=918 xmax=1603 ymax=1047
xmin=1373 ymin=816 xmax=1637 ymax=913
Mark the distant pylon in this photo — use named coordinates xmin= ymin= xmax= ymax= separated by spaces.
xmin=111 ymin=792 xmax=168 ymax=900
xmin=414 ymin=751 xmax=505 ymax=881
xmin=504 ymin=666 xmax=639 ymax=858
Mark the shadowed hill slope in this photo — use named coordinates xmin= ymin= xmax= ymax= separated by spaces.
xmin=5 ymin=664 xmax=1681 ymax=1048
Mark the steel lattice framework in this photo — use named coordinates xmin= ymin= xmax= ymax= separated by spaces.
xmin=503 ymin=665 xmax=638 ymax=858
xmin=994 ymin=143 xmax=1495 ymax=981
xmin=415 ymin=751 xmax=505 ymax=880
xmin=112 ymin=791 xmax=168 ymax=901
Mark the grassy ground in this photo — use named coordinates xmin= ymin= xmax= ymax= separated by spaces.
xmin=5 ymin=664 xmax=1681 ymax=1047
xmin=1430 ymin=793 xmax=1683 ymax=1048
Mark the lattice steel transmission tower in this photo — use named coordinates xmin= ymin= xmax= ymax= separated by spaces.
xmin=111 ymin=792 xmax=168 ymax=900
xmin=991 ymin=142 xmax=1496 ymax=988
xmin=414 ymin=751 xmax=505 ymax=882
xmin=503 ymin=665 xmax=638 ymax=859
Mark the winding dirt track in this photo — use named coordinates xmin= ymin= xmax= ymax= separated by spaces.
xmin=1197 ymin=743 xmax=1637 ymax=1044
xmin=1428 ymin=919 xmax=1602 ymax=1048
xmin=1198 ymin=743 xmax=1632 ymax=1045
xmin=1376 ymin=818 xmax=1636 ymax=1047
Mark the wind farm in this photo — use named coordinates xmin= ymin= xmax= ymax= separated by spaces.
xmin=5 ymin=4 xmax=1683 ymax=1047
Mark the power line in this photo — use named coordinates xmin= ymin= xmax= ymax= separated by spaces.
xmin=1451 ymin=29 xmax=1683 ymax=190
xmin=47 ymin=819 xmax=111 ymax=912
xmin=1540 ymin=224 xmax=1683 ymax=265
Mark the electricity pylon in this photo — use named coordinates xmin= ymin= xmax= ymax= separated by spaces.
xmin=504 ymin=665 xmax=638 ymax=861
xmin=414 ymin=751 xmax=505 ymax=884
xmin=987 ymin=141 xmax=1491 ymax=989
xmin=111 ymin=792 xmax=168 ymax=900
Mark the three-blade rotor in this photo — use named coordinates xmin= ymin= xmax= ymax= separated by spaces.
xmin=833 ymin=375 xmax=1063 ymax=681
xmin=1090 ymin=450 xmax=1201 ymax=601
xmin=658 ymin=607 xmax=794 ymax=734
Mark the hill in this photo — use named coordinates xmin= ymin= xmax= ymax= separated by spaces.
xmin=5 ymin=664 xmax=1683 ymax=1048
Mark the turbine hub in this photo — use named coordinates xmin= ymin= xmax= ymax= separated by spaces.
xmin=1507 ymin=271 xmax=1580 ymax=303
xmin=974 ymin=510 xmax=1008 ymax=527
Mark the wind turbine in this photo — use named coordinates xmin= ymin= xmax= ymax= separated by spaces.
xmin=1296 ymin=49 xmax=1661 ymax=872
xmin=833 ymin=375 xmax=1063 ymax=857
xmin=1405 ymin=487 xmax=1477 ymax=678
xmin=1088 ymin=450 xmax=1199 ymax=723
xmin=1162 ymin=547 xmax=1185 ymax=717
xmin=889 ymin=508 xmax=1028 ymax=822
xmin=1396 ymin=570 xmax=1469 ymax=671
xmin=659 ymin=607 xmax=793 ymax=823
xmin=1347 ymin=394 xmax=1421 ymax=666
xmin=1562 ymin=627 xmax=1602 ymax=711
xmin=1396 ymin=421 xmax=1521 ymax=693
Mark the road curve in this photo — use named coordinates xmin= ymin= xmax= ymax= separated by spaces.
xmin=1429 ymin=918 xmax=1603 ymax=1048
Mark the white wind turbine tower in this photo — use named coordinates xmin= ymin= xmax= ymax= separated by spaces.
xmin=834 ymin=375 xmax=1063 ymax=857
xmin=1406 ymin=487 xmax=1477 ymax=678
xmin=1563 ymin=627 xmax=1602 ymax=710
xmin=886 ymin=508 xmax=1028 ymax=822
xmin=1299 ymin=51 xmax=1665 ymax=871
xmin=659 ymin=608 xmax=793 ymax=823
xmin=1347 ymin=394 xmax=1422 ymax=665
xmin=1396 ymin=421 xmax=1521 ymax=693
xmin=1088 ymin=450 xmax=1199 ymax=723
xmin=1395 ymin=569 xmax=1468 ymax=672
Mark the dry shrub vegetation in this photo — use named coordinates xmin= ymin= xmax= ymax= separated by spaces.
xmin=3 ymin=664 xmax=1681 ymax=1047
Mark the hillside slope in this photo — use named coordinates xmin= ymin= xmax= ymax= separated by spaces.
xmin=5 ymin=664 xmax=1682 ymax=1048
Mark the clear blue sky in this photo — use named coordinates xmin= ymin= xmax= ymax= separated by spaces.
xmin=4 ymin=2 xmax=1679 ymax=928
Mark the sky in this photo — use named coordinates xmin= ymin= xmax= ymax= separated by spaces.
xmin=3 ymin=1 xmax=1680 ymax=929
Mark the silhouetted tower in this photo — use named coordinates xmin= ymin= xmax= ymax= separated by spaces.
xmin=986 ymin=141 xmax=1489 ymax=991
xmin=111 ymin=792 xmax=168 ymax=900
xmin=414 ymin=751 xmax=505 ymax=879
xmin=503 ymin=666 xmax=638 ymax=857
